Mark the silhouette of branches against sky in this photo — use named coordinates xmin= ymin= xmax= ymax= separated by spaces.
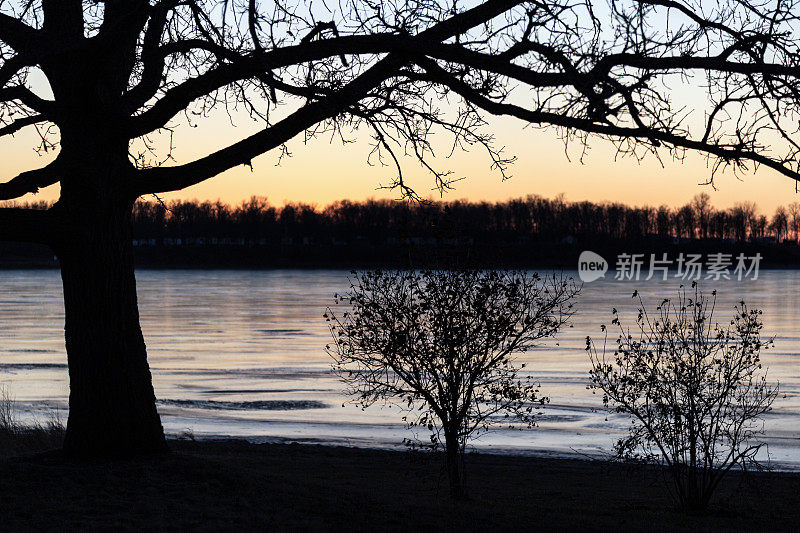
xmin=0 ymin=0 xmax=800 ymax=209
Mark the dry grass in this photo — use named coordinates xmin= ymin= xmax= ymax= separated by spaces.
xmin=0 ymin=385 xmax=14 ymax=432
xmin=0 ymin=385 xmax=65 ymax=457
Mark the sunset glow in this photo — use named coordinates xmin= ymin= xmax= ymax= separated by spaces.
xmin=4 ymin=116 xmax=799 ymax=212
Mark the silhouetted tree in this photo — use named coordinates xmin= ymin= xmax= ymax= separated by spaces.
xmin=587 ymin=286 xmax=778 ymax=512
xmin=656 ymin=205 xmax=673 ymax=238
xmin=326 ymin=269 xmax=579 ymax=498
xmin=692 ymin=193 xmax=712 ymax=240
xmin=675 ymin=204 xmax=697 ymax=239
xmin=17 ymin=194 xmax=800 ymax=251
xmin=789 ymin=202 xmax=800 ymax=242
xmin=770 ymin=206 xmax=789 ymax=242
xmin=1 ymin=1 xmax=800 ymax=456
xmin=709 ymin=209 xmax=731 ymax=240
xmin=730 ymin=203 xmax=751 ymax=242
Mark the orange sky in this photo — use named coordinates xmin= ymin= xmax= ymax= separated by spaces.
xmin=3 ymin=113 xmax=800 ymax=214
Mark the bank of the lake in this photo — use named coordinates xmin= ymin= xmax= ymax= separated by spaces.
xmin=6 ymin=240 xmax=800 ymax=270
xmin=0 ymin=439 xmax=797 ymax=531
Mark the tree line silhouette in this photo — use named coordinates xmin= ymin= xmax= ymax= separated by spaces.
xmin=5 ymin=192 xmax=800 ymax=245
xmin=127 ymin=192 xmax=800 ymax=245
xmin=3 ymin=192 xmax=800 ymax=268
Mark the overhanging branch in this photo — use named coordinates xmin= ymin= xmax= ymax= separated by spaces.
xmin=0 ymin=54 xmax=29 ymax=87
xmin=126 ymin=0 xmax=527 ymax=137
xmin=415 ymin=57 xmax=800 ymax=183
xmin=0 ymin=13 xmax=37 ymax=51
xmin=0 ymin=114 xmax=45 ymax=137
xmin=0 ymin=86 xmax=55 ymax=115
xmin=0 ymin=159 xmax=61 ymax=201
xmin=128 ymin=0 xmax=528 ymax=193
xmin=132 ymin=53 xmax=407 ymax=195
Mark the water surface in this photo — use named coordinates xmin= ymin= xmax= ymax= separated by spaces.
xmin=1 ymin=269 xmax=798 ymax=467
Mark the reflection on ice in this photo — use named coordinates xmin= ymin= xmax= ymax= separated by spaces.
xmin=1 ymin=269 xmax=799 ymax=468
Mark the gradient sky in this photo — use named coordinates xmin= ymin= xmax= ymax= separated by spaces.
xmin=3 ymin=111 xmax=800 ymax=214
xmin=2 ymin=4 xmax=799 ymax=215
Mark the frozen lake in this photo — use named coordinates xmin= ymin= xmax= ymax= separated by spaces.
xmin=1 ymin=269 xmax=798 ymax=467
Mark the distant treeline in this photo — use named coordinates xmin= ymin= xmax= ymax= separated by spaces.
xmin=3 ymin=193 xmax=800 ymax=268
xmin=127 ymin=193 xmax=800 ymax=245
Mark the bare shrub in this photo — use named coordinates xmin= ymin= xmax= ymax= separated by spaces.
xmin=587 ymin=285 xmax=778 ymax=512
xmin=326 ymin=269 xmax=579 ymax=498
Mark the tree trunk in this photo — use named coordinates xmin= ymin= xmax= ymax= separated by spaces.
xmin=54 ymin=196 xmax=167 ymax=457
xmin=444 ymin=428 xmax=466 ymax=499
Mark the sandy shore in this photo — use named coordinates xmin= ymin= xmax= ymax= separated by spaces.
xmin=0 ymin=439 xmax=797 ymax=531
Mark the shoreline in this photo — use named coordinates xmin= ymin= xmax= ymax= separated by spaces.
xmin=172 ymin=433 xmax=800 ymax=474
xmin=3 ymin=239 xmax=800 ymax=271
xmin=4 ymin=264 xmax=800 ymax=271
xmin=1 ymin=439 xmax=798 ymax=530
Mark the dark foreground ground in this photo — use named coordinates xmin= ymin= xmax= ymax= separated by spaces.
xmin=0 ymin=439 xmax=798 ymax=531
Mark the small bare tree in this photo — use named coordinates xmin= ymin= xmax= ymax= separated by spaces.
xmin=326 ymin=269 xmax=579 ymax=499
xmin=587 ymin=285 xmax=778 ymax=512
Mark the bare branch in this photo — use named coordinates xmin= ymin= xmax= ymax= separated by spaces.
xmin=0 ymin=85 xmax=54 ymax=114
xmin=41 ymin=0 xmax=84 ymax=39
xmin=126 ymin=0 xmax=526 ymax=136
xmin=413 ymin=57 xmax=800 ymax=183
xmin=0 ymin=113 xmax=45 ymax=137
xmin=129 ymin=0 xmax=526 ymax=193
xmin=0 ymin=54 xmax=28 ymax=87
xmin=0 ymin=12 xmax=37 ymax=51
xmin=132 ymin=53 xmax=407 ymax=195
xmin=0 ymin=159 xmax=60 ymax=201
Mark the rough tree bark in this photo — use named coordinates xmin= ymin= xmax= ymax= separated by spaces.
xmin=18 ymin=2 xmax=171 ymax=457
xmin=53 ymin=198 xmax=166 ymax=457
xmin=50 ymin=137 xmax=167 ymax=457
